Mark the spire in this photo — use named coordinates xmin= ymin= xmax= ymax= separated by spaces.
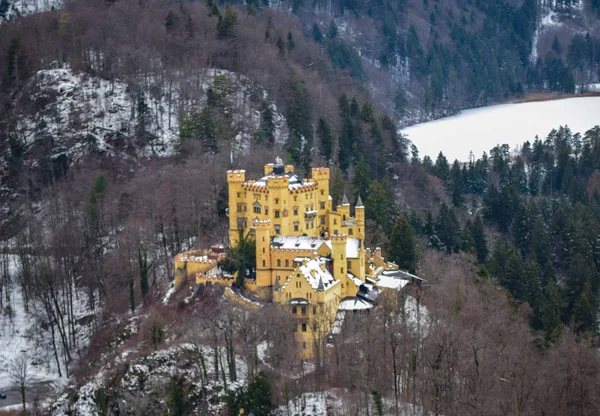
xmin=342 ymin=193 xmax=349 ymax=205
xmin=356 ymin=194 xmax=364 ymax=207
xmin=317 ymin=276 xmax=324 ymax=291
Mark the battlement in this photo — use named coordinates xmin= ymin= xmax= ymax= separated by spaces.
xmin=330 ymin=233 xmax=348 ymax=242
xmin=267 ymin=175 xmax=290 ymax=189
xmin=227 ymin=169 xmax=246 ymax=183
xmin=255 ymin=219 xmax=272 ymax=229
xmin=311 ymin=167 xmax=330 ymax=178
xmin=242 ymin=181 xmax=269 ymax=193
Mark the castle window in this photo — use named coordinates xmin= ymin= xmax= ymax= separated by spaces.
xmin=292 ymin=306 xmax=297 ymax=315
xmin=301 ymin=306 xmax=307 ymax=315
xmin=237 ymin=192 xmax=241 ymax=197
xmin=237 ymin=218 xmax=247 ymax=229
xmin=277 ymin=259 xmax=281 ymax=267
xmin=349 ymin=228 xmax=353 ymax=235
xmin=293 ymin=207 xmax=298 ymax=216
xmin=275 ymin=225 xmax=281 ymax=234
xmin=294 ymin=222 xmax=299 ymax=232
xmin=262 ymin=260 xmax=266 ymax=267
xmin=294 ymin=196 xmax=297 ymax=201
xmin=283 ymin=209 xmax=288 ymax=217
xmin=244 ymin=204 xmax=247 ymax=212
xmin=321 ymin=190 xmax=324 ymax=195
xmin=265 ymin=207 xmax=269 ymax=215
xmin=285 ymin=259 xmax=289 ymax=267
xmin=340 ymin=267 xmax=343 ymax=273
xmin=343 ymin=215 xmax=346 ymax=220
xmin=262 ymin=248 xmax=265 ymax=253
xmin=302 ymin=323 xmax=307 ymax=332
xmin=237 ymin=203 xmax=242 ymax=212
xmin=320 ymin=202 xmax=325 ymax=209
xmin=275 ymin=198 xmax=279 ymax=204
xmin=275 ymin=210 xmax=280 ymax=218
xmin=334 ymin=219 xmax=337 ymax=225
xmin=334 ymin=229 xmax=338 ymax=234
xmin=320 ymin=216 xmax=325 ymax=225
xmin=347 ymin=261 xmax=351 ymax=269
xmin=253 ymin=203 xmax=261 ymax=214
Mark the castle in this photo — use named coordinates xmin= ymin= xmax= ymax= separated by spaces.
xmin=175 ymin=159 xmax=416 ymax=358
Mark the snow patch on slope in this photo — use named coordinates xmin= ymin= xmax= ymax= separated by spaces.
xmin=0 ymin=0 xmax=62 ymax=22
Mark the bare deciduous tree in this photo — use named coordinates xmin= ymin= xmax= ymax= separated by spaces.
xmin=10 ymin=354 xmax=31 ymax=411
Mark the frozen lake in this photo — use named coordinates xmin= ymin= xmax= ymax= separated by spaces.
xmin=401 ymin=97 xmax=600 ymax=162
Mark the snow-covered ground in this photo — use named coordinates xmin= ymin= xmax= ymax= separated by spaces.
xmin=275 ymin=389 xmax=429 ymax=416
xmin=402 ymin=96 xmax=600 ymax=162
xmin=0 ymin=255 xmax=98 ymax=406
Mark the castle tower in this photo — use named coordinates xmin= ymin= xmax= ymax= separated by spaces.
xmin=255 ymin=220 xmax=272 ymax=288
xmin=331 ymin=233 xmax=348 ymax=281
xmin=227 ymin=169 xmax=246 ymax=246
xmin=337 ymin=194 xmax=351 ymax=222
xmin=355 ymin=194 xmax=365 ymax=244
xmin=267 ymin=172 xmax=290 ymax=237
xmin=311 ymin=167 xmax=331 ymax=232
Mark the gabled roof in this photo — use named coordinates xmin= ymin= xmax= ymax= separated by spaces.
xmin=297 ymin=258 xmax=336 ymax=290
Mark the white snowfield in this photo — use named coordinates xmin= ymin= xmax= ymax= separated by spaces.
xmin=402 ymin=96 xmax=600 ymax=162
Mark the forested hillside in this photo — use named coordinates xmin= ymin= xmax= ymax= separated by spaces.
xmin=2 ymin=0 xmax=600 ymax=414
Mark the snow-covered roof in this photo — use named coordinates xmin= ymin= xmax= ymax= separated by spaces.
xmin=324 ymin=237 xmax=361 ymax=258
xmin=347 ymin=273 xmax=363 ymax=288
xmin=288 ymin=298 xmax=310 ymax=305
xmin=376 ymin=270 xmax=412 ymax=290
xmin=250 ymin=169 xmax=317 ymax=191
xmin=338 ymin=297 xmax=374 ymax=311
xmin=272 ymin=236 xmax=327 ymax=251
xmin=299 ymin=258 xmax=336 ymax=290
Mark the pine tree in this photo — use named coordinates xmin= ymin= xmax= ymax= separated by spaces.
xmin=365 ymin=178 xmax=397 ymax=230
xmin=276 ymin=36 xmax=285 ymax=57
xmin=331 ymin=164 xmax=345 ymax=207
xmin=129 ymin=277 xmax=135 ymax=312
xmin=573 ymin=282 xmax=597 ymax=335
xmin=472 ymin=215 xmax=488 ymax=264
xmin=259 ymin=101 xmax=275 ymax=147
xmin=433 ymin=152 xmax=450 ymax=181
xmin=387 ymin=214 xmax=417 ymax=274
xmin=139 ymin=248 xmax=149 ymax=298
xmin=540 ymin=278 xmax=564 ymax=344
xmin=449 ymin=160 xmax=465 ymax=206
xmin=351 ymin=156 xmax=372 ymax=200
xmin=217 ymin=6 xmax=237 ymax=39
xmin=512 ymin=202 xmax=531 ymax=258
xmin=328 ymin=21 xmax=338 ymax=39
xmin=317 ymin=118 xmax=333 ymax=162
xmin=312 ymin=23 xmax=323 ymax=43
